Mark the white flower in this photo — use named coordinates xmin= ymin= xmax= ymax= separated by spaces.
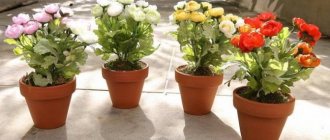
xmin=235 ymin=18 xmax=245 ymax=28
xmin=136 ymin=0 xmax=149 ymax=7
xmin=132 ymin=8 xmax=145 ymax=22
xmin=78 ymin=31 xmax=98 ymax=44
xmin=144 ymin=5 xmax=157 ymax=13
xmin=107 ymin=2 xmax=124 ymax=16
xmin=117 ymin=0 xmax=134 ymax=4
xmin=126 ymin=4 xmax=138 ymax=16
xmin=66 ymin=20 xmax=89 ymax=35
xmin=219 ymin=20 xmax=236 ymax=38
xmin=174 ymin=1 xmax=186 ymax=10
xmin=145 ymin=9 xmax=160 ymax=24
xmin=97 ymin=0 xmax=112 ymax=6
xmin=92 ymin=4 xmax=103 ymax=17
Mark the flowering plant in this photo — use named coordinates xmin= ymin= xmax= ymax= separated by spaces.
xmin=4 ymin=4 xmax=96 ymax=87
xmin=170 ymin=1 xmax=244 ymax=76
xmin=228 ymin=12 xmax=321 ymax=103
xmin=92 ymin=0 xmax=160 ymax=70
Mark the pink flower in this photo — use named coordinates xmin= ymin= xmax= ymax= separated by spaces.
xmin=12 ymin=13 xmax=30 ymax=25
xmin=44 ymin=4 xmax=60 ymax=14
xmin=33 ymin=12 xmax=53 ymax=23
xmin=24 ymin=21 xmax=40 ymax=35
xmin=5 ymin=24 xmax=24 ymax=39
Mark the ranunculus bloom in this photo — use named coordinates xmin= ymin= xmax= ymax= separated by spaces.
xmin=230 ymin=35 xmax=240 ymax=47
xmin=298 ymin=23 xmax=321 ymax=46
xmin=78 ymin=31 xmax=98 ymax=44
xmin=293 ymin=42 xmax=312 ymax=55
xmin=92 ymin=4 xmax=103 ymax=17
xmin=175 ymin=10 xmax=190 ymax=21
xmin=136 ymin=0 xmax=149 ymax=7
xmin=237 ymin=32 xmax=265 ymax=52
xmin=260 ymin=20 xmax=283 ymax=37
xmin=201 ymin=2 xmax=212 ymax=10
xmin=293 ymin=17 xmax=306 ymax=29
xmin=97 ymin=0 xmax=111 ymax=6
xmin=5 ymin=24 xmax=24 ymax=39
xmin=190 ymin=12 xmax=207 ymax=23
xmin=257 ymin=12 xmax=276 ymax=22
xmin=208 ymin=7 xmax=224 ymax=17
xmin=24 ymin=21 xmax=40 ymax=35
xmin=33 ymin=12 xmax=53 ymax=23
xmin=185 ymin=1 xmax=201 ymax=11
xmin=145 ymin=9 xmax=161 ymax=24
xmin=239 ymin=24 xmax=252 ymax=33
xmin=244 ymin=17 xmax=263 ymax=29
xmin=219 ymin=20 xmax=236 ymax=38
xmin=44 ymin=4 xmax=59 ymax=14
xmin=117 ymin=0 xmax=134 ymax=4
xmin=131 ymin=8 xmax=146 ymax=21
xmin=296 ymin=53 xmax=320 ymax=68
xmin=174 ymin=1 xmax=186 ymax=10
xmin=12 ymin=13 xmax=30 ymax=25
xmin=107 ymin=2 xmax=124 ymax=16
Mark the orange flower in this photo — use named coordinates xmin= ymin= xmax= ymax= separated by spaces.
xmin=239 ymin=24 xmax=252 ymax=33
xmin=231 ymin=34 xmax=240 ymax=47
xmin=293 ymin=42 xmax=313 ymax=55
xmin=296 ymin=53 xmax=321 ymax=68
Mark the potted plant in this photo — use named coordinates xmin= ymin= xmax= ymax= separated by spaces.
xmin=4 ymin=4 xmax=97 ymax=129
xmin=92 ymin=0 xmax=161 ymax=109
xmin=228 ymin=12 xmax=321 ymax=140
xmin=170 ymin=1 xmax=243 ymax=115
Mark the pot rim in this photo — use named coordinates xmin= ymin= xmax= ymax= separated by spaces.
xmin=175 ymin=65 xmax=223 ymax=78
xmin=19 ymin=77 xmax=76 ymax=89
xmin=102 ymin=61 xmax=149 ymax=73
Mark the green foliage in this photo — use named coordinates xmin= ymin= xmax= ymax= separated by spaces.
xmin=173 ymin=20 xmax=233 ymax=75
xmin=4 ymin=19 xmax=88 ymax=87
xmin=94 ymin=14 xmax=156 ymax=70
xmin=229 ymin=27 xmax=316 ymax=99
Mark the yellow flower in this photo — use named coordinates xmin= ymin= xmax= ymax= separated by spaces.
xmin=175 ymin=10 xmax=190 ymax=21
xmin=190 ymin=12 xmax=206 ymax=22
xmin=185 ymin=1 xmax=201 ymax=11
xmin=208 ymin=7 xmax=224 ymax=17
xmin=224 ymin=13 xmax=240 ymax=21
xmin=201 ymin=2 xmax=212 ymax=10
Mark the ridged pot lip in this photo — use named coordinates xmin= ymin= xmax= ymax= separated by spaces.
xmin=102 ymin=61 xmax=149 ymax=74
xmin=19 ymin=77 xmax=76 ymax=90
xmin=233 ymin=86 xmax=295 ymax=118
xmin=175 ymin=65 xmax=223 ymax=78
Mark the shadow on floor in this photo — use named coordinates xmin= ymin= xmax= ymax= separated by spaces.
xmin=22 ymin=126 xmax=68 ymax=140
xmin=99 ymin=106 xmax=155 ymax=140
xmin=183 ymin=113 xmax=241 ymax=140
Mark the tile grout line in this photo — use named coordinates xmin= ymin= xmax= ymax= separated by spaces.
xmin=163 ymin=46 xmax=176 ymax=95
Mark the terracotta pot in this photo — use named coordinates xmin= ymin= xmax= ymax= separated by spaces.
xmin=175 ymin=65 xmax=223 ymax=115
xmin=19 ymin=78 xmax=76 ymax=129
xmin=102 ymin=62 xmax=148 ymax=109
xmin=233 ymin=86 xmax=295 ymax=140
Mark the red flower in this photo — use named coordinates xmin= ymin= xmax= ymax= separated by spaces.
xmin=293 ymin=17 xmax=306 ymax=29
xmin=237 ymin=32 xmax=265 ymax=53
xmin=298 ymin=23 xmax=321 ymax=46
xmin=293 ymin=42 xmax=313 ymax=55
xmin=231 ymin=35 xmax=240 ymax=47
xmin=244 ymin=17 xmax=263 ymax=29
xmin=295 ymin=53 xmax=321 ymax=68
xmin=260 ymin=20 xmax=283 ymax=37
xmin=257 ymin=12 xmax=276 ymax=22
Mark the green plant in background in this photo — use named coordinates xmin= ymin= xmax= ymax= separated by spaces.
xmin=92 ymin=0 xmax=161 ymax=70
xmin=228 ymin=13 xmax=321 ymax=103
xmin=4 ymin=4 xmax=97 ymax=87
xmin=170 ymin=1 xmax=243 ymax=76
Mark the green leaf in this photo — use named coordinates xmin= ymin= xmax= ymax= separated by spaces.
xmin=4 ymin=39 xmax=18 ymax=45
xmin=41 ymin=56 xmax=57 ymax=69
xmin=32 ymin=73 xmax=52 ymax=87
xmin=261 ymin=79 xmax=280 ymax=94
xmin=13 ymin=47 xmax=23 ymax=55
xmin=34 ymin=39 xmax=57 ymax=55
xmin=247 ymin=76 xmax=258 ymax=90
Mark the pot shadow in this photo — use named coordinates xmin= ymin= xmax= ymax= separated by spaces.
xmin=183 ymin=113 xmax=241 ymax=140
xmin=99 ymin=106 xmax=155 ymax=140
xmin=22 ymin=125 xmax=67 ymax=140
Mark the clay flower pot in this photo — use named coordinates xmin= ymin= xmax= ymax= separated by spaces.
xmin=19 ymin=78 xmax=76 ymax=129
xmin=175 ymin=65 xmax=223 ymax=115
xmin=102 ymin=62 xmax=148 ymax=109
xmin=233 ymin=86 xmax=295 ymax=140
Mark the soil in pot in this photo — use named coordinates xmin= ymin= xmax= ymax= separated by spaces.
xmin=175 ymin=65 xmax=223 ymax=115
xmin=233 ymin=86 xmax=295 ymax=140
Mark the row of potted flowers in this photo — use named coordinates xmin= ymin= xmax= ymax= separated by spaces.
xmin=4 ymin=0 xmax=321 ymax=139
